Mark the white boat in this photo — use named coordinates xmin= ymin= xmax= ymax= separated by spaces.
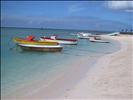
xmin=77 ymin=32 xmax=92 ymax=39
xmin=40 ymin=36 xmax=78 ymax=45
xmin=107 ymin=32 xmax=120 ymax=36
xmin=89 ymin=37 xmax=109 ymax=43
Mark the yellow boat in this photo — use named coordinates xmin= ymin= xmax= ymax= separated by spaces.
xmin=13 ymin=37 xmax=58 ymax=45
xmin=12 ymin=37 xmax=63 ymax=52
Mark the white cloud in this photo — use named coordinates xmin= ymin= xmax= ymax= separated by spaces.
xmin=68 ymin=4 xmax=85 ymax=14
xmin=105 ymin=1 xmax=133 ymax=12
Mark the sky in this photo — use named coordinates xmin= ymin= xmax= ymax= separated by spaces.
xmin=1 ymin=1 xmax=133 ymax=31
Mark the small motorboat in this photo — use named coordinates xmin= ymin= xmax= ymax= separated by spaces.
xmin=40 ymin=35 xmax=78 ymax=45
xmin=13 ymin=36 xmax=63 ymax=52
xmin=89 ymin=37 xmax=109 ymax=43
xmin=17 ymin=44 xmax=63 ymax=52
xmin=77 ymin=32 xmax=91 ymax=39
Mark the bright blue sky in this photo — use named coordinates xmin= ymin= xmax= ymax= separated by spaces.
xmin=1 ymin=1 xmax=133 ymax=31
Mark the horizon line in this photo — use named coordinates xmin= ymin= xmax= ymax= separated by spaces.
xmin=1 ymin=26 xmax=115 ymax=33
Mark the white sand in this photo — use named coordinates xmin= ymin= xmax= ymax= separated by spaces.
xmin=3 ymin=35 xmax=133 ymax=100
xmin=62 ymin=35 xmax=133 ymax=100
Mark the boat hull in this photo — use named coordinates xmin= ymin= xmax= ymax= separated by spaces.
xmin=77 ymin=36 xmax=90 ymax=39
xmin=18 ymin=44 xmax=63 ymax=52
xmin=90 ymin=40 xmax=109 ymax=43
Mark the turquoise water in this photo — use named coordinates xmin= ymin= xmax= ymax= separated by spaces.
xmin=1 ymin=27 xmax=120 ymax=96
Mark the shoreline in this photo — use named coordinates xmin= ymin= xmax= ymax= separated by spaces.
xmin=63 ymin=35 xmax=132 ymax=99
xmin=2 ymin=35 xmax=132 ymax=100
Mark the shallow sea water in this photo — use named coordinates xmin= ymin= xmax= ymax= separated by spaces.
xmin=1 ymin=27 xmax=121 ymax=96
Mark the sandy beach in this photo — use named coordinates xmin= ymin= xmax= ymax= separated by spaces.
xmin=3 ymin=35 xmax=132 ymax=100
xmin=62 ymin=35 xmax=133 ymax=100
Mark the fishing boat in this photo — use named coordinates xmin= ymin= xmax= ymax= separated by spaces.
xmin=89 ymin=37 xmax=109 ymax=43
xmin=13 ymin=36 xmax=63 ymax=52
xmin=40 ymin=35 xmax=78 ymax=45
xmin=77 ymin=32 xmax=91 ymax=39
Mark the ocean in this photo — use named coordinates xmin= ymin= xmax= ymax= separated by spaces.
xmin=1 ymin=27 xmax=120 ymax=97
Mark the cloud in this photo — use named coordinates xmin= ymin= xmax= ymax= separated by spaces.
xmin=68 ymin=4 xmax=85 ymax=14
xmin=105 ymin=1 xmax=133 ymax=12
